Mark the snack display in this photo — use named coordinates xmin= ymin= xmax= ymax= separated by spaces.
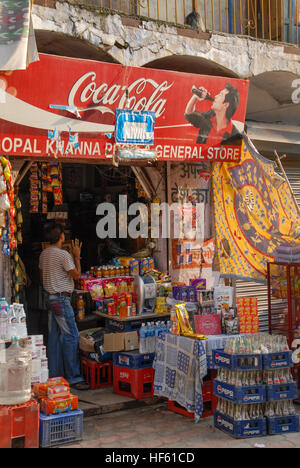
xmin=237 ymin=297 xmax=259 ymax=334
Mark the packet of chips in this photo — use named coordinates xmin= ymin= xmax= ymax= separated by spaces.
xmin=175 ymin=302 xmax=208 ymax=340
xmin=175 ymin=303 xmax=193 ymax=335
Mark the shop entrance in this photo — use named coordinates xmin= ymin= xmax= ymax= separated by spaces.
xmin=16 ymin=161 xmax=147 ymax=339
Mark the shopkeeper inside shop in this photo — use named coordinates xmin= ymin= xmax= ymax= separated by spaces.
xmin=39 ymin=222 xmax=90 ymax=391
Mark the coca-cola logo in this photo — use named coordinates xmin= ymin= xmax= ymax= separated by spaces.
xmin=67 ymin=71 xmax=174 ymax=119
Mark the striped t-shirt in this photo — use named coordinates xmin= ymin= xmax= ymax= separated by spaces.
xmin=39 ymin=246 xmax=75 ymax=294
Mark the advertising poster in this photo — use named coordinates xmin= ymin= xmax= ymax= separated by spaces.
xmin=0 ymin=53 xmax=249 ymax=161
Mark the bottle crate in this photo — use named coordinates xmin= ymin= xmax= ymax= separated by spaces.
xmin=167 ymin=380 xmax=218 ymax=419
xmin=113 ymin=350 xmax=155 ymax=369
xmin=39 ymin=409 xmax=83 ymax=448
xmin=80 ymin=357 xmax=113 ymax=390
xmin=213 ymin=380 xmax=266 ymax=404
xmin=266 ymin=382 xmax=298 ymax=401
xmin=266 ymin=414 xmax=299 ymax=435
xmin=214 ymin=410 xmax=267 ymax=439
xmin=213 ymin=350 xmax=263 ymax=371
xmin=0 ymin=399 xmax=39 ymax=448
xmin=113 ymin=365 xmax=154 ymax=399
xmin=262 ymin=351 xmax=293 ymax=370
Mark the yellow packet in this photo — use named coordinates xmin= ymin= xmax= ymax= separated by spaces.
xmin=175 ymin=303 xmax=194 ymax=335
xmin=175 ymin=302 xmax=207 ymax=340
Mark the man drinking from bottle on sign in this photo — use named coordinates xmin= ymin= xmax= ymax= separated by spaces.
xmin=184 ymin=83 xmax=241 ymax=147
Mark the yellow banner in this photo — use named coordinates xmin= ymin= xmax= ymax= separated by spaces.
xmin=212 ymin=137 xmax=300 ymax=283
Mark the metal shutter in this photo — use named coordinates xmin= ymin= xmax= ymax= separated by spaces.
xmin=235 ymin=161 xmax=300 ymax=332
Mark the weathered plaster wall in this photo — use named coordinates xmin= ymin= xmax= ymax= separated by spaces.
xmin=32 ymin=1 xmax=300 ymax=78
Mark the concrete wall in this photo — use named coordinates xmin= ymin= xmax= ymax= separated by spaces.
xmin=32 ymin=1 xmax=300 ymax=79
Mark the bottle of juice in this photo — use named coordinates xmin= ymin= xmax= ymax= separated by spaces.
xmin=76 ymin=295 xmax=85 ymax=321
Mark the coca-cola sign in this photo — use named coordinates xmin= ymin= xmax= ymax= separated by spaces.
xmin=0 ymin=53 xmax=249 ymax=161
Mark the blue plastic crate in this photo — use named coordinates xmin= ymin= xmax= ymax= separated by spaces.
xmin=105 ymin=318 xmax=142 ymax=332
xmin=213 ymin=350 xmax=263 ymax=371
xmin=214 ymin=380 xmax=266 ymax=404
xmin=39 ymin=409 xmax=83 ymax=448
xmin=214 ymin=411 xmax=267 ymax=439
xmin=266 ymin=382 xmax=298 ymax=401
xmin=113 ymin=350 xmax=155 ymax=369
xmin=263 ymin=351 xmax=293 ymax=370
xmin=267 ymin=414 xmax=299 ymax=435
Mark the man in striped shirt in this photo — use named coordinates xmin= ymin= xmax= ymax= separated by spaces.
xmin=39 ymin=223 xmax=90 ymax=390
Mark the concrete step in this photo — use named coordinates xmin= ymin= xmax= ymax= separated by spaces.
xmin=71 ymin=386 xmax=166 ymax=418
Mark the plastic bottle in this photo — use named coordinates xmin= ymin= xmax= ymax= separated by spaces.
xmin=0 ymin=337 xmax=32 ymax=405
xmin=15 ymin=304 xmax=28 ymax=339
xmin=139 ymin=323 xmax=147 ymax=354
xmin=76 ymin=295 xmax=85 ymax=321
xmin=7 ymin=305 xmax=18 ymax=340
xmin=149 ymin=322 xmax=155 ymax=353
xmin=0 ymin=304 xmax=8 ymax=340
xmin=154 ymin=322 xmax=161 ymax=352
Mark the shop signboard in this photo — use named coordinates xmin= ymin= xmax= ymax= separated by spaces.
xmin=0 ymin=53 xmax=249 ymax=161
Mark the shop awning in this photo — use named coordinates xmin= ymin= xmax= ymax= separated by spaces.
xmin=246 ymin=122 xmax=300 ymax=154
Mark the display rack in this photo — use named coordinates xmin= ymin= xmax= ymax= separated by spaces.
xmin=267 ymin=262 xmax=300 ymax=350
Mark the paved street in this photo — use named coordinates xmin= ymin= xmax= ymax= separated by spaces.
xmin=60 ymin=402 xmax=300 ymax=449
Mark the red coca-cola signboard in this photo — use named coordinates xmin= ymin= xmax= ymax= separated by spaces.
xmin=0 ymin=53 xmax=249 ymax=161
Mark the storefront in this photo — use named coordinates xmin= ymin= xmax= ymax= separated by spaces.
xmin=5 ymin=52 xmax=300 ymax=445
xmin=0 ymin=52 xmax=250 ymax=308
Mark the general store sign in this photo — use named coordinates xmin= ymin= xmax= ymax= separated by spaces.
xmin=0 ymin=54 xmax=249 ymax=161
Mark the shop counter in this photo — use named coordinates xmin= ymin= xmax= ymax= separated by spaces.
xmin=153 ymin=333 xmax=244 ymax=422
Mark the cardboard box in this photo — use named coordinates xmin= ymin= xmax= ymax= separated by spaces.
xmin=79 ymin=327 xmax=104 ymax=354
xmin=104 ymin=331 xmax=139 ymax=353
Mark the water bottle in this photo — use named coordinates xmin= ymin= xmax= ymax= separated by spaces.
xmin=0 ymin=337 xmax=32 ymax=405
xmin=0 ymin=299 xmax=9 ymax=340
xmin=7 ymin=305 xmax=18 ymax=340
xmin=146 ymin=323 xmax=152 ymax=353
xmin=154 ymin=322 xmax=160 ymax=352
xmin=150 ymin=322 xmax=156 ymax=353
xmin=15 ymin=304 xmax=28 ymax=339
xmin=139 ymin=323 xmax=147 ymax=354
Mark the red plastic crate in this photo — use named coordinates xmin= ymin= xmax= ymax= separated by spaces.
xmin=168 ymin=380 xmax=218 ymax=419
xmin=113 ymin=365 xmax=154 ymax=399
xmin=80 ymin=357 xmax=113 ymax=390
xmin=0 ymin=399 xmax=40 ymax=448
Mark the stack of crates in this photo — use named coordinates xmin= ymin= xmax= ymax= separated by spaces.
xmin=113 ymin=350 xmax=155 ymax=399
xmin=213 ymin=350 xmax=267 ymax=439
xmin=213 ymin=349 xmax=299 ymax=439
xmin=263 ymin=350 xmax=299 ymax=435
xmin=34 ymin=377 xmax=84 ymax=448
xmin=0 ymin=399 xmax=40 ymax=448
